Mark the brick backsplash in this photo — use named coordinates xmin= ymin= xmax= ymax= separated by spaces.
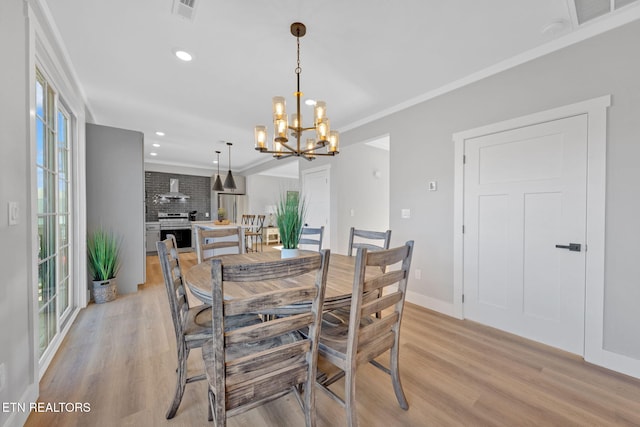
xmin=145 ymin=171 xmax=211 ymax=222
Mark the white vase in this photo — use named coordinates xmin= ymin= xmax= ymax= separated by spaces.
xmin=281 ymin=248 xmax=300 ymax=259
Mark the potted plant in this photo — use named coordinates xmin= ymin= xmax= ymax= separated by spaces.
xmin=276 ymin=191 xmax=307 ymax=258
xmin=217 ymin=207 xmax=226 ymax=221
xmin=87 ymin=228 xmax=121 ymax=303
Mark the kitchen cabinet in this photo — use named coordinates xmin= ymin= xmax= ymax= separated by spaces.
xmin=146 ymin=222 xmax=160 ymax=252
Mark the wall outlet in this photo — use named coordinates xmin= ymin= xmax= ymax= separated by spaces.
xmin=401 ymin=209 xmax=411 ymax=219
xmin=415 ymin=269 xmax=422 ymax=280
xmin=428 ymin=181 xmax=438 ymax=191
xmin=0 ymin=362 xmax=6 ymax=392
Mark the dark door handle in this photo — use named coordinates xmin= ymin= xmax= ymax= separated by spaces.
xmin=555 ymin=243 xmax=581 ymax=252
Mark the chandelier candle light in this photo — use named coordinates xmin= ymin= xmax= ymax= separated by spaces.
xmin=254 ymin=22 xmax=339 ymax=160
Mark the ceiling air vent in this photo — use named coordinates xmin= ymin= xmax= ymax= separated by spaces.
xmin=172 ymin=0 xmax=198 ymax=21
xmin=573 ymin=0 xmax=639 ymax=25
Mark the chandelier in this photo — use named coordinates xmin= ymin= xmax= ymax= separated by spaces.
xmin=254 ymin=22 xmax=339 ymax=161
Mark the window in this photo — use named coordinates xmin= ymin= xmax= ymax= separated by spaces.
xmin=35 ymin=68 xmax=74 ymax=360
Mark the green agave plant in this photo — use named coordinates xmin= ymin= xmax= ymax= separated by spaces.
xmin=87 ymin=229 xmax=121 ymax=281
xmin=276 ymin=192 xmax=307 ymax=249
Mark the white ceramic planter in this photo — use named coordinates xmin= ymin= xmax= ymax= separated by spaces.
xmin=280 ymin=248 xmax=300 ymax=259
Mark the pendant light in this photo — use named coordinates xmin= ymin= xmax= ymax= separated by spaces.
xmin=212 ymin=150 xmax=224 ymax=191
xmin=223 ymin=142 xmax=237 ymax=190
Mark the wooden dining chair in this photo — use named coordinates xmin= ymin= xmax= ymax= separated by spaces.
xmin=202 ymin=250 xmax=331 ymax=426
xmin=157 ymin=236 xmax=259 ymax=419
xmin=347 ymin=227 xmax=393 ymax=318
xmin=299 ymin=226 xmax=324 ymax=251
xmin=316 ymin=241 xmax=414 ymax=427
xmin=244 ymin=214 xmax=265 ymax=252
xmin=195 ymin=226 xmax=244 ymax=263
xmin=348 ymin=227 xmax=392 ymax=256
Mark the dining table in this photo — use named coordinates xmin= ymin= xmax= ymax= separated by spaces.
xmin=184 ymin=250 xmax=378 ymax=314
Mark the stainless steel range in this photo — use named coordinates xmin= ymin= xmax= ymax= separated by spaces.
xmin=158 ymin=212 xmax=192 ymax=249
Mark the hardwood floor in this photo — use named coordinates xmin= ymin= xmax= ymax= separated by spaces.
xmin=26 ymin=250 xmax=640 ymax=426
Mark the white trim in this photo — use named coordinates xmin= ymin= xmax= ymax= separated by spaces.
xmin=405 ymin=291 xmax=455 ymax=318
xmin=451 ymin=96 xmax=637 ymax=376
xmin=340 ymin=9 xmax=640 ymax=134
xmin=2 ymin=383 xmax=39 ymax=427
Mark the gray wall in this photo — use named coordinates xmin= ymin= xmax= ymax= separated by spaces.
xmin=0 ymin=2 xmax=34 ymax=424
xmin=339 ymin=20 xmax=640 ymax=358
xmin=86 ymin=124 xmax=145 ymax=295
xmin=334 ymin=142 xmax=390 ymax=255
xmin=145 ymin=171 xmax=211 ymax=221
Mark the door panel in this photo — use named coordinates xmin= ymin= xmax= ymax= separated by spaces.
xmin=302 ymin=167 xmax=330 ymax=249
xmin=464 ymin=114 xmax=588 ymax=355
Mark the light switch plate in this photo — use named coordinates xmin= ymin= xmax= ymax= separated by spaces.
xmin=401 ymin=209 xmax=411 ymax=219
xmin=8 ymin=201 xmax=19 ymax=226
xmin=428 ymin=181 xmax=438 ymax=191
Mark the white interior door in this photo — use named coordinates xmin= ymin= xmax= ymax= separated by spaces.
xmin=302 ymin=166 xmax=330 ymax=249
xmin=463 ymin=114 xmax=588 ymax=355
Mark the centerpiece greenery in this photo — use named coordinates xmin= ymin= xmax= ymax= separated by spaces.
xmin=87 ymin=228 xmax=121 ymax=303
xmin=276 ymin=191 xmax=306 ymax=256
xmin=217 ymin=207 xmax=226 ymax=221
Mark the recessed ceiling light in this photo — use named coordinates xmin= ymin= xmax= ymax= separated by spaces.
xmin=152 ymin=143 xmax=160 ymax=147
xmin=305 ymin=99 xmax=317 ymax=106
xmin=155 ymin=131 xmax=165 ymax=136
xmin=174 ymin=50 xmax=193 ymax=62
xmin=150 ymin=152 xmax=158 ymax=156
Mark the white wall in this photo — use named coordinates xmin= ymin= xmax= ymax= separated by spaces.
xmin=245 ymin=174 xmax=300 ymax=220
xmin=0 ymin=2 xmax=36 ymax=426
xmin=341 ymin=20 xmax=640 ymax=361
xmin=333 ymin=141 xmax=390 ymax=254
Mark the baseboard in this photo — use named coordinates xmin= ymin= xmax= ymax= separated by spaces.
xmin=405 ymin=290 xmax=456 ymax=318
xmin=587 ymin=347 xmax=640 ymax=380
xmin=405 ymin=291 xmax=640 ymax=380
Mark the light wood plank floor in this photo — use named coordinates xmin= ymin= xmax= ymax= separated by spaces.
xmin=26 ymin=250 xmax=640 ymax=426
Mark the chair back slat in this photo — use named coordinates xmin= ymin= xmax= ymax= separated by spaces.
xmin=361 ymin=291 xmax=403 ymax=318
xmin=225 ymin=312 xmax=314 ymax=345
xmin=299 ymin=226 xmax=324 ymax=251
xmin=348 ymin=227 xmax=392 ymax=256
xmin=363 ymin=270 xmax=406 ymax=293
xmin=223 ymin=287 xmax=318 ymax=316
xmin=225 ymin=340 xmax=310 ymax=378
xmin=358 ymin=312 xmax=399 ymax=346
xmin=222 ymin=255 xmax=322 ymax=282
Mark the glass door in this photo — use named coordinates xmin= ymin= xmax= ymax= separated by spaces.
xmin=35 ymin=68 xmax=74 ymax=361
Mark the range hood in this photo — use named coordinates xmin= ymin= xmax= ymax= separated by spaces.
xmin=158 ymin=178 xmax=190 ymax=199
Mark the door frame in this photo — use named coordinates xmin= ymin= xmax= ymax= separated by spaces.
xmin=453 ymin=96 xmax=609 ymax=364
